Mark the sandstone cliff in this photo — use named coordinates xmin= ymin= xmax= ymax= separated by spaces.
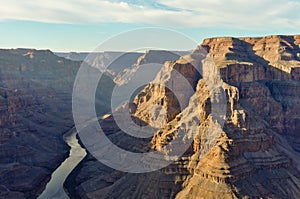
xmin=66 ymin=35 xmax=300 ymax=199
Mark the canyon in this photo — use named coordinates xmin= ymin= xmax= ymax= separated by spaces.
xmin=0 ymin=48 xmax=182 ymax=198
xmin=0 ymin=35 xmax=300 ymax=199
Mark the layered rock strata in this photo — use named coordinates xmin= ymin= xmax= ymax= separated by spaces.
xmin=66 ymin=35 xmax=300 ymax=199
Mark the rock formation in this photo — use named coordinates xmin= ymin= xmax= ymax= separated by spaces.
xmin=66 ymin=35 xmax=300 ymax=199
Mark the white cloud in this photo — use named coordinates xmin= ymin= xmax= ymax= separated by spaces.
xmin=0 ymin=0 xmax=299 ymax=30
xmin=157 ymin=0 xmax=300 ymax=29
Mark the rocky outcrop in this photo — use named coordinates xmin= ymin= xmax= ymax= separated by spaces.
xmin=202 ymin=35 xmax=300 ymax=82
xmin=66 ymin=35 xmax=300 ymax=199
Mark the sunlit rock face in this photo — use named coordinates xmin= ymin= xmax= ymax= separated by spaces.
xmin=66 ymin=35 xmax=300 ymax=199
xmin=175 ymin=35 xmax=300 ymax=199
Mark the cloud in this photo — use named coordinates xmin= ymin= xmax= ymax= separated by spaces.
xmin=157 ymin=0 xmax=300 ymax=29
xmin=0 ymin=0 xmax=299 ymax=30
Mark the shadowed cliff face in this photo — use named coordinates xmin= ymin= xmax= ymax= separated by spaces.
xmin=66 ymin=35 xmax=300 ymax=199
xmin=0 ymin=49 xmax=78 ymax=199
xmin=0 ymin=49 xmax=114 ymax=199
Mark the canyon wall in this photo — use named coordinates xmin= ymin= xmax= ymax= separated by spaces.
xmin=66 ymin=35 xmax=300 ymax=199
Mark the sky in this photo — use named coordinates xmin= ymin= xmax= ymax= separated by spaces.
xmin=0 ymin=0 xmax=300 ymax=52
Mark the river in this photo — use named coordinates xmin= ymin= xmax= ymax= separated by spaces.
xmin=37 ymin=129 xmax=87 ymax=199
